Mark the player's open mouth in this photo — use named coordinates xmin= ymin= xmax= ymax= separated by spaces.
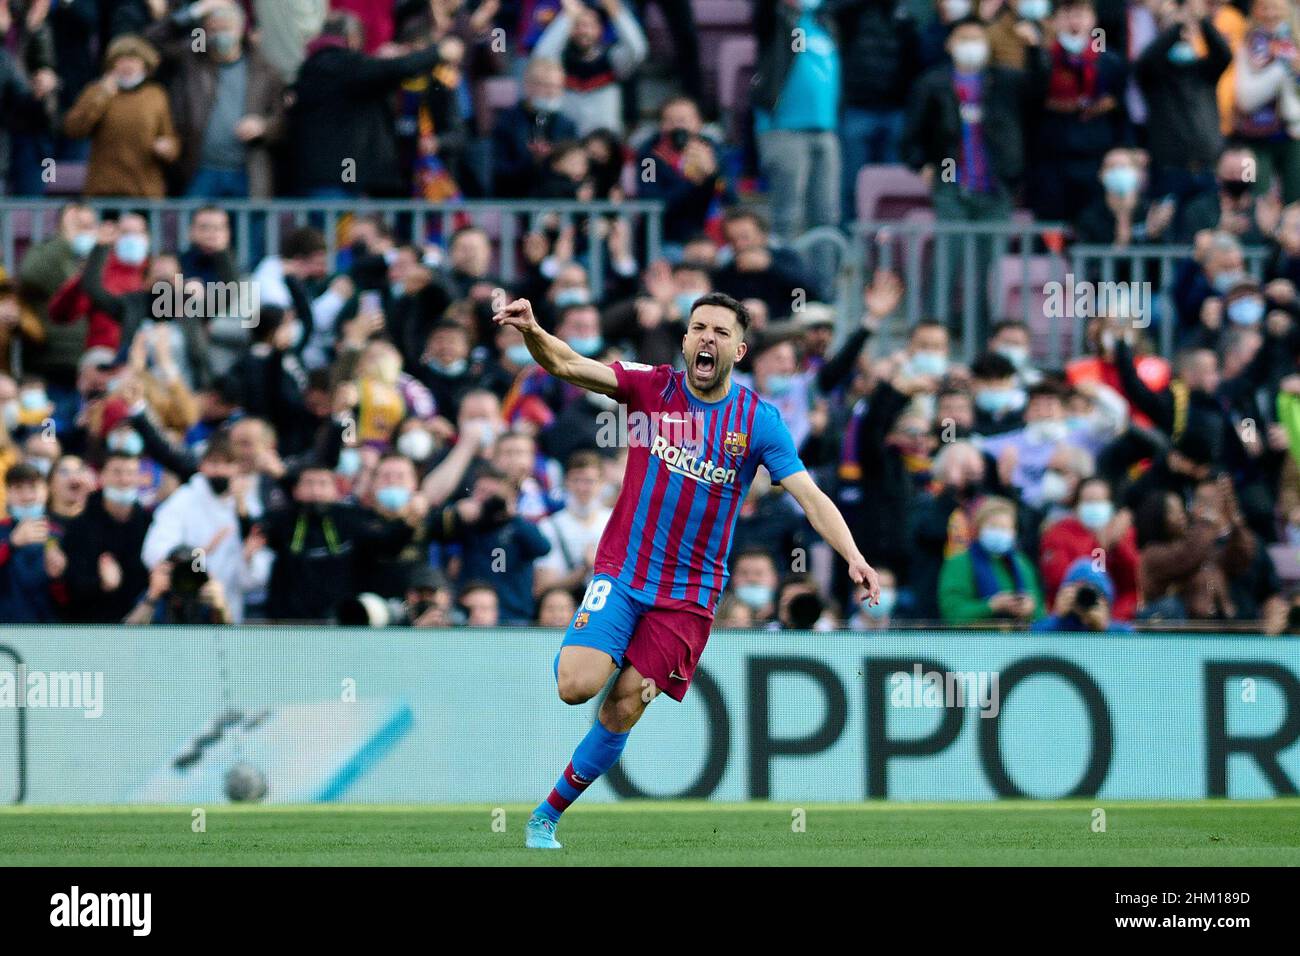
xmin=694 ymin=350 xmax=715 ymax=375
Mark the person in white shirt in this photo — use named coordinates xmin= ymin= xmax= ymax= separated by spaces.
xmin=535 ymin=450 xmax=612 ymax=596
xmin=141 ymin=432 xmax=273 ymax=624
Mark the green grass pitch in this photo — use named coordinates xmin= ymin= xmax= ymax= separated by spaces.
xmin=3 ymin=801 xmax=1299 ymax=866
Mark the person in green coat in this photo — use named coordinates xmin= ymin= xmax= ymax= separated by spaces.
xmin=939 ymin=496 xmax=1045 ymax=624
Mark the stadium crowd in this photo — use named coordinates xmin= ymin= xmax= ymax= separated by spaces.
xmin=1 ymin=0 xmax=1300 ymax=632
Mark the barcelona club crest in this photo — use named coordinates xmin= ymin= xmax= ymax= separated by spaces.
xmin=573 ymin=612 xmax=590 ymax=630
xmin=723 ymin=431 xmax=748 ymax=458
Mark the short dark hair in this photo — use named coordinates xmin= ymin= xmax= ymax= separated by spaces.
xmin=282 ymin=226 xmax=326 ymax=260
xmin=991 ymin=319 xmax=1029 ymax=337
xmin=5 ymin=462 xmax=45 ymax=487
xmin=459 ymin=579 xmax=497 ymax=600
xmin=202 ymin=432 xmax=236 ymax=463
xmin=566 ymin=450 xmax=601 ymax=473
xmin=688 ymin=291 xmax=750 ymax=331
xmin=971 ymin=352 xmax=1017 ymax=381
xmin=908 ymin=319 xmax=948 ymax=341
xmin=1027 ymin=380 xmax=1069 ymax=402
xmin=103 ymin=450 xmax=141 ymax=468
xmin=722 ymin=206 xmax=769 ymax=235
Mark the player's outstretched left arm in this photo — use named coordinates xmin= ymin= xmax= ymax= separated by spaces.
xmin=492 ymin=297 xmax=619 ymax=395
xmin=779 ymin=470 xmax=882 ymax=606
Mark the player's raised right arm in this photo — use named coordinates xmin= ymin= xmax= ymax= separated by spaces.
xmin=492 ymin=298 xmax=620 ymax=395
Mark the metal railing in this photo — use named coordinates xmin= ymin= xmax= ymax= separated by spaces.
xmin=0 ymin=199 xmax=665 ymax=302
xmin=841 ymin=219 xmax=1272 ymax=364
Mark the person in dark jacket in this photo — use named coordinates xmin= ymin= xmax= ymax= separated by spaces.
xmin=144 ymin=0 xmax=287 ymax=198
xmin=828 ymin=0 xmax=921 ymax=218
xmin=427 ymin=466 xmax=551 ymax=624
xmin=1135 ymin=3 xmax=1232 ymax=203
xmin=223 ymin=305 xmax=312 ymax=437
xmin=903 ymin=15 xmax=1040 ymax=335
xmin=0 ymin=463 xmax=65 ymax=623
xmin=1026 ymin=0 xmax=1128 ymax=225
xmin=81 ymin=242 xmax=211 ymax=390
xmin=61 ymin=451 xmax=152 ymax=623
xmin=287 ymin=11 xmax=445 ymax=198
xmin=635 ymin=96 xmax=727 ymax=252
xmin=259 ymin=463 xmax=415 ymax=622
xmin=491 ymin=57 xmax=579 ymax=197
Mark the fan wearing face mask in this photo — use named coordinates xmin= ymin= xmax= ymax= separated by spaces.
xmin=140 ymin=433 xmax=272 ymax=624
xmin=63 ymin=35 xmax=179 ymax=198
xmin=977 ymin=381 xmax=1108 ymax=504
xmin=939 ymin=496 xmax=1044 ymax=623
xmin=903 ymin=15 xmax=1033 ymax=339
xmin=1026 ymin=0 xmax=1126 ymax=224
xmin=1039 ymin=476 xmax=1140 ymax=619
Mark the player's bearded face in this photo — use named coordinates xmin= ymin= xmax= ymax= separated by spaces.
xmin=684 ymin=310 xmax=744 ymax=392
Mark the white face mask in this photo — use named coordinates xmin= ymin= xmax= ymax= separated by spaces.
xmin=397 ymin=429 xmax=435 ymax=462
xmin=951 ymin=39 xmax=989 ymax=72
xmin=1039 ymin=469 xmax=1070 ymax=504
xmin=943 ymin=0 xmax=972 ymax=19
xmin=1028 ymin=419 xmax=1069 ymax=443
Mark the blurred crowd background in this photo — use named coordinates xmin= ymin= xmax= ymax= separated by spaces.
xmin=1 ymin=0 xmax=1300 ymax=633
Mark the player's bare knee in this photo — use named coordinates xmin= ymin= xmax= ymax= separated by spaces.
xmin=556 ymin=672 xmax=598 ymax=705
xmin=600 ymin=692 xmax=646 ymax=731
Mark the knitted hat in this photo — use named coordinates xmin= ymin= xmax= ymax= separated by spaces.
xmin=104 ymin=35 xmax=161 ymax=75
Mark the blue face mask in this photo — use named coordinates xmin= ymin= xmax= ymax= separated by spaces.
xmin=1168 ymin=40 xmax=1199 ymax=64
xmin=765 ymin=374 xmax=795 ymax=397
xmin=865 ymin=588 xmax=897 ymax=619
xmin=20 ymin=390 xmax=48 ymax=411
xmin=390 ymin=283 xmax=406 ymax=301
xmin=108 ymin=431 xmax=145 ymax=456
xmin=1102 ymin=166 xmax=1140 ymax=196
xmin=210 ymin=31 xmax=240 ymax=54
xmin=996 ymin=345 xmax=1030 ymax=369
xmin=976 ymin=388 xmax=1019 ymax=414
xmin=567 ymin=335 xmax=604 ymax=357
xmin=337 ymin=448 xmax=363 ymax=477
xmin=429 ymin=357 xmax=468 ymax=377
xmin=979 ymin=526 xmax=1016 ymax=555
xmin=506 ymin=344 xmax=534 ymax=366
xmin=1077 ymin=500 xmax=1114 ymax=531
xmin=1227 ymin=297 xmax=1265 ymax=326
xmin=554 ymin=288 xmax=591 ymax=309
xmin=1213 ymin=270 xmax=1246 ymax=294
xmin=115 ymin=234 xmax=149 ymax=265
xmin=1017 ymin=0 xmax=1049 ymax=20
xmin=104 ymin=485 xmax=140 ymax=506
xmin=908 ymin=351 xmax=949 ymax=378
xmin=1058 ymin=32 xmax=1088 ymax=56
xmin=375 ymin=485 xmax=412 ymax=511
xmin=25 ymin=457 xmax=52 ymax=477
xmin=71 ymin=232 xmax=97 ymax=258
xmin=9 ymin=502 xmax=46 ymax=521
xmin=736 ymin=583 xmax=773 ymax=609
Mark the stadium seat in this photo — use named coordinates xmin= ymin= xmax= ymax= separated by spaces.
xmin=854 ymin=164 xmax=931 ymax=223
xmin=716 ymin=36 xmax=756 ymax=141
xmin=45 ymin=161 xmax=88 ymax=197
xmin=1268 ymin=545 xmax=1300 ymax=583
xmin=992 ymin=253 xmax=1073 ymax=356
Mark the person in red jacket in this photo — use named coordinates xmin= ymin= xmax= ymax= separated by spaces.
xmin=1039 ymin=475 xmax=1140 ymax=620
xmin=1066 ymin=315 xmax=1170 ymax=430
xmin=47 ymin=215 xmax=149 ymax=352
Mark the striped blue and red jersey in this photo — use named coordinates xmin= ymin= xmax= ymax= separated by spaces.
xmin=592 ymin=361 xmax=806 ymax=615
